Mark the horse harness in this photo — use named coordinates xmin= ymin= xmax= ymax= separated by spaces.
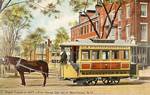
xmin=16 ymin=58 xmax=48 ymax=75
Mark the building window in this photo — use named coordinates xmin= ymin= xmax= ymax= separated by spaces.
xmin=90 ymin=24 xmax=92 ymax=32
xmin=118 ymin=8 xmax=122 ymax=21
xmin=118 ymin=27 xmax=122 ymax=40
xmin=140 ymin=23 xmax=148 ymax=41
xmin=108 ymin=27 xmax=115 ymax=40
xmin=77 ymin=29 xmax=81 ymax=36
xmin=95 ymin=21 xmax=98 ymax=32
xmin=86 ymin=25 xmax=89 ymax=34
xmin=110 ymin=10 xmax=115 ymax=20
xmin=83 ymin=26 xmax=86 ymax=34
xmin=80 ymin=27 xmax=83 ymax=35
xmin=126 ymin=4 xmax=130 ymax=18
xmin=140 ymin=2 xmax=148 ymax=17
xmin=91 ymin=21 xmax=98 ymax=32
xmin=36 ymin=44 xmax=45 ymax=54
xmin=126 ymin=24 xmax=130 ymax=40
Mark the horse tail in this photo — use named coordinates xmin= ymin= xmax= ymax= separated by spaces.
xmin=44 ymin=61 xmax=49 ymax=77
xmin=39 ymin=60 xmax=49 ymax=77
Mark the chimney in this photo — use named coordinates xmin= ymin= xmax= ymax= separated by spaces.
xmin=79 ymin=11 xmax=86 ymax=24
xmin=48 ymin=39 xmax=51 ymax=47
xmin=86 ymin=10 xmax=96 ymax=17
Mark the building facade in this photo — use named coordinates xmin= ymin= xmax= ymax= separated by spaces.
xmin=71 ymin=0 xmax=150 ymax=43
xmin=30 ymin=39 xmax=52 ymax=64
xmin=71 ymin=0 xmax=150 ymax=67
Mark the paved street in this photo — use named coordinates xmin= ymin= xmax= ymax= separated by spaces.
xmin=0 ymin=76 xmax=150 ymax=95
xmin=0 ymin=65 xmax=150 ymax=95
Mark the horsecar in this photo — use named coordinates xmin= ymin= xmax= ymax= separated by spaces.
xmin=60 ymin=39 xmax=139 ymax=85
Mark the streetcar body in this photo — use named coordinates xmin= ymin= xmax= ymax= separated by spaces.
xmin=60 ymin=39 xmax=138 ymax=85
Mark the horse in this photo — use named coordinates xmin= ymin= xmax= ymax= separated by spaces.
xmin=3 ymin=56 xmax=49 ymax=86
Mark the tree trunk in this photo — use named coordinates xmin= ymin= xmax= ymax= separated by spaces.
xmin=101 ymin=3 xmax=114 ymax=38
xmin=106 ymin=4 xmax=122 ymax=38
xmin=0 ymin=64 xmax=6 ymax=78
xmin=30 ymin=50 xmax=33 ymax=61
xmin=84 ymin=11 xmax=100 ymax=38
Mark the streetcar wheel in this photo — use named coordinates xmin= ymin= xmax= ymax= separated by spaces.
xmin=76 ymin=78 xmax=98 ymax=86
xmin=112 ymin=77 xmax=120 ymax=85
xmin=102 ymin=77 xmax=112 ymax=85
xmin=76 ymin=80 xmax=88 ymax=86
xmin=94 ymin=80 xmax=98 ymax=85
xmin=108 ymin=78 xmax=113 ymax=85
xmin=88 ymin=80 xmax=97 ymax=86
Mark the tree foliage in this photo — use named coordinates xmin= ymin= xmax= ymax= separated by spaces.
xmin=0 ymin=5 xmax=31 ymax=56
xmin=70 ymin=0 xmax=126 ymax=39
xmin=0 ymin=0 xmax=129 ymax=54
xmin=21 ymin=27 xmax=47 ymax=59
xmin=98 ymin=0 xmax=124 ymax=39
xmin=0 ymin=0 xmax=61 ymax=17
xmin=69 ymin=0 xmax=98 ymax=12
xmin=68 ymin=20 xmax=78 ymax=27
xmin=53 ymin=27 xmax=69 ymax=50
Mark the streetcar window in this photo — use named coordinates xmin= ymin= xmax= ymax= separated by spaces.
xmin=92 ymin=50 xmax=99 ymax=60
xmin=81 ymin=50 xmax=90 ymax=60
xmin=102 ymin=50 xmax=110 ymax=60
xmin=123 ymin=50 xmax=129 ymax=60
xmin=112 ymin=50 xmax=119 ymax=59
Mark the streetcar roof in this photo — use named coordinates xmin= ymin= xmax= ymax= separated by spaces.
xmin=60 ymin=39 xmax=137 ymax=47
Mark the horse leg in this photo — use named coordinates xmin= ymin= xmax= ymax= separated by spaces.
xmin=22 ymin=72 xmax=26 ymax=86
xmin=42 ymin=73 xmax=46 ymax=86
xmin=19 ymin=71 xmax=26 ymax=86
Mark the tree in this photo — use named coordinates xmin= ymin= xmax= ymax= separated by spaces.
xmin=53 ymin=27 xmax=69 ymax=50
xmin=70 ymin=0 xmax=125 ymax=39
xmin=98 ymin=0 xmax=123 ymax=39
xmin=0 ymin=0 xmax=122 ymax=40
xmin=0 ymin=5 xmax=31 ymax=76
xmin=0 ymin=0 xmax=29 ymax=13
xmin=0 ymin=5 xmax=31 ymax=56
xmin=0 ymin=5 xmax=29 ymax=76
xmin=21 ymin=27 xmax=47 ymax=60
xmin=69 ymin=20 xmax=78 ymax=27
xmin=21 ymin=39 xmax=32 ymax=59
xmin=0 ymin=0 xmax=61 ymax=16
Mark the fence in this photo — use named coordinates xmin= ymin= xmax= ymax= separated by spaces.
xmin=131 ymin=43 xmax=150 ymax=69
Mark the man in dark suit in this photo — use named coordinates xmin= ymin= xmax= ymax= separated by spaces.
xmin=60 ymin=48 xmax=67 ymax=64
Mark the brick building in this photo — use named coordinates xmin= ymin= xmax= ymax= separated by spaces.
xmin=71 ymin=0 xmax=150 ymax=43
xmin=71 ymin=0 xmax=150 ymax=67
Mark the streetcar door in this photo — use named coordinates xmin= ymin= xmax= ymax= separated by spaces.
xmin=60 ymin=46 xmax=78 ymax=79
xmin=130 ymin=64 xmax=139 ymax=78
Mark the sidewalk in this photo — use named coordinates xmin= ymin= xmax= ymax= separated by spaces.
xmin=139 ymin=67 xmax=150 ymax=80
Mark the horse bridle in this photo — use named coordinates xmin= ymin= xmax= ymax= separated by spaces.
xmin=3 ymin=57 xmax=22 ymax=67
xmin=16 ymin=58 xmax=22 ymax=67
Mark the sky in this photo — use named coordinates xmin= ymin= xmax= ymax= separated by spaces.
xmin=29 ymin=0 xmax=79 ymax=40
xmin=0 ymin=0 xmax=95 ymax=40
